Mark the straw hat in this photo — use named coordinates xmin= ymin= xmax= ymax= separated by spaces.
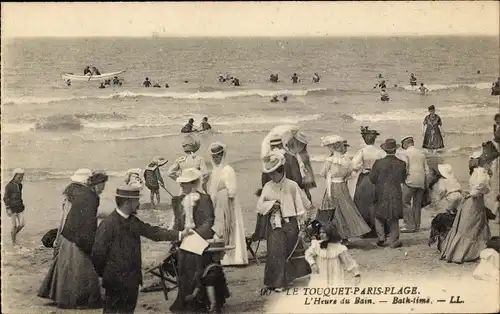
xmin=12 ymin=168 xmax=24 ymax=176
xmin=437 ymin=164 xmax=454 ymax=179
xmin=176 ymin=168 xmax=203 ymax=183
xmin=321 ymin=135 xmax=349 ymax=147
xmin=262 ymin=151 xmax=286 ymax=173
xmin=269 ymin=134 xmax=283 ymax=146
xmin=115 ymin=185 xmax=141 ymax=198
xmin=401 ymin=136 xmax=414 ymax=145
xmin=209 ymin=142 xmax=227 ymax=155
xmin=70 ymin=168 xmax=92 ymax=185
xmin=360 ymin=126 xmax=380 ymax=136
xmin=380 ymin=138 xmax=400 ymax=153
xmin=126 ymin=168 xmax=142 ymax=176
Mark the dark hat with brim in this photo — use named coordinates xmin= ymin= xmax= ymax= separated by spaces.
xmin=381 ymin=138 xmax=400 ymax=152
xmin=89 ymin=171 xmax=109 ymax=186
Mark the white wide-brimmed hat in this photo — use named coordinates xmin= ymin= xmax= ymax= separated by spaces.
xmin=321 ymin=135 xmax=349 ymax=147
xmin=70 ymin=168 xmax=92 ymax=185
xmin=262 ymin=151 xmax=286 ymax=174
xmin=437 ymin=164 xmax=455 ymax=179
xmin=401 ymin=136 xmax=414 ymax=144
xmin=209 ymin=142 xmax=227 ymax=155
xmin=176 ymin=168 xmax=203 ymax=183
xmin=12 ymin=168 xmax=24 ymax=176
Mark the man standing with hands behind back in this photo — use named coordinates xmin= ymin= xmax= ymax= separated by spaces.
xmin=92 ymin=185 xmax=193 ymax=314
xmin=399 ymin=136 xmax=430 ymax=233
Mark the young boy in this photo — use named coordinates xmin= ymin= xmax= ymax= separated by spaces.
xmin=144 ymin=157 xmax=168 ymax=208
xmin=185 ymin=245 xmax=231 ymax=313
xmin=3 ymin=168 xmax=26 ymax=245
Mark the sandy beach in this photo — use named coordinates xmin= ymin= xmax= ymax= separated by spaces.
xmin=2 ymin=154 xmax=499 ymax=313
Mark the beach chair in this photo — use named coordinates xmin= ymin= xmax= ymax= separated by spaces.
xmin=142 ymin=246 xmax=179 ymax=300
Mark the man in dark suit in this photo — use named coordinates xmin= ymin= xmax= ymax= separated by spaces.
xmin=369 ymin=139 xmax=407 ymax=248
xmin=91 ymin=185 xmax=192 ymax=314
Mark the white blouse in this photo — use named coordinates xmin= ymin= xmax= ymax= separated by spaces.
xmin=469 ymin=167 xmax=490 ymax=197
xmin=305 ymin=240 xmax=360 ymax=287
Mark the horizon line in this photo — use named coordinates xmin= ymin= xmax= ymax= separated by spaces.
xmin=4 ymin=34 xmax=498 ymax=39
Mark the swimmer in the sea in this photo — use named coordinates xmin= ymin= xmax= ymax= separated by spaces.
xmin=291 ymin=73 xmax=299 ymax=84
xmin=380 ymin=88 xmax=389 ymax=101
xmin=84 ymin=66 xmax=91 ymax=76
xmin=283 ymin=96 xmax=288 ymax=102
xmin=270 ymin=96 xmax=279 ymax=103
xmin=219 ymin=75 xmax=226 ymax=83
xmin=112 ymin=76 xmax=120 ymax=85
xmin=143 ymin=78 xmax=152 ymax=87
xmin=99 ymin=82 xmax=106 ymax=89
xmin=66 ymin=79 xmax=71 ymax=86
xmin=410 ymin=73 xmax=417 ymax=86
xmin=165 ymin=83 xmax=169 ymax=88
xmin=419 ymin=83 xmax=429 ymax=95
xmin=230 ymin=78 xmax=240 ymax=86
xmin=92 ymin=67 xmax=101 ymax=76
xmin=373 ymin=80 xmax=387 ymax=90
xmin=153 ymin=82 xmax=161 ymax=88
xmin=312 ymin=73 xmax=320 ymax=83
xmin=270 ymin=74 xmax=279 ymax=83
xmin=378 ymin=74 xmax=383 ymax=79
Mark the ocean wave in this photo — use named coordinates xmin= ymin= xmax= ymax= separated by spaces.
xmin=400 ymin=82 xmax=492 ymax=92
xmin=2 ymin=87 xmax=328 ymax=105
xmin=352 ymin=104 xmax=496 ymax=122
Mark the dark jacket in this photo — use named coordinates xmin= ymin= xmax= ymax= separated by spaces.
xmin=61 ymin=184 xmax=99 ymax=255
xmin=172 ymin=192 xmax=215 ymax=240
xmin=91 ymin=210 xmax=179 ymax=289
xmin=3 ymin=181 xmax=24 ymax=212
xmin=369 ymin=155 xmax=407 ymax=220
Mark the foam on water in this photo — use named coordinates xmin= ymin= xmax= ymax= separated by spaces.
xmin=352 ymin=104 xmax=496 ymax=122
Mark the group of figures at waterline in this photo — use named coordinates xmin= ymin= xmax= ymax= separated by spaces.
xmin=4 ymin=107 xmax=500 ymax=313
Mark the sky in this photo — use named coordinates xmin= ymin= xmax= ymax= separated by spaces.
xmin=1 ymin=2 xmax=499 ymax=38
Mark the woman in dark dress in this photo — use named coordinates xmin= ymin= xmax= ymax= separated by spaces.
xmin=422 ymin=105 xmax=445 ymax=152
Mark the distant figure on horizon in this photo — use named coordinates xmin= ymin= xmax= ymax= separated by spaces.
xmin=291 ymin=73 xmax=299 ymax=84
xmin=270 ymin=74 xmax=279 ymax=83
xmin=143 ymin=78 xmax=152 ymax=87
xmin=283 ymin=96 xmax=288 ymax=102
xmin=84 ymin=66 xmax=91 ymax=76
xmin=181 ymin=118 xmax=196 ymax=133
xmin=270 ymin=96 xmax=279 ymax=103
xmin=165 ymin=83 xmax=169 ymax=88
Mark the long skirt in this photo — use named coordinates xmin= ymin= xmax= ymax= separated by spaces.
xmin=213 ymin=190 xmax=249 ymax=266
xmin=317 ymin=182 xmax=371 ymax=239
xmin=353 ymin=172 xmax=376 ymax=232
xmin=38 ymin=236 xmax=102 ymax=309
xmin=170 ymin=250 xmax=210 ymax=313
xmin=440 ymin=195 xmax=491 ymax=263
xmin=422 ymin=126 xmax=444 ymax=149
xmin=265 ymin=216 xmax=310 ymax=289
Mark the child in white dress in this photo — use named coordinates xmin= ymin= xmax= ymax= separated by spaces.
xmin=305 ymin=221 xmax=361 ymax=287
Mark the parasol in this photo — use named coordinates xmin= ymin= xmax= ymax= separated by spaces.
xmin=260 ymin=124 xmax=308 ymax=158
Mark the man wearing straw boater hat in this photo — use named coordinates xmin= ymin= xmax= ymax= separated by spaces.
xmin=3 ymin=168 xmax=26 ymax=245
xmin=92 ymin=185 xmax=192 ymax=314
xmin=369 ymin=139 xmax=407 ymax=248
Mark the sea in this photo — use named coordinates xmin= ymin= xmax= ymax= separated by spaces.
xmin=1 ymin=36 xmax=499 ymax=245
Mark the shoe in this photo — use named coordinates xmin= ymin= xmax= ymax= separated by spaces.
xmin=390 ymin=242 xmax=403 ymax=248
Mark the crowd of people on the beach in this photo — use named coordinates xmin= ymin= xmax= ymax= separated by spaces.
xmin=4 ymin=102 xmax=500 ymax=313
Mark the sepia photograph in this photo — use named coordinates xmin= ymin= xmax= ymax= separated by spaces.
xmin=1 ymin=2 xmax=499 ymax=313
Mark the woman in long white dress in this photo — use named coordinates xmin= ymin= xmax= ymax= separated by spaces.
xmin=208 ymin=142 xmax=248 ymax=266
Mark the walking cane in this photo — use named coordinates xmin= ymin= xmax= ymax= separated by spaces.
xmin=161 ymin=185 xmax=174 ymax=197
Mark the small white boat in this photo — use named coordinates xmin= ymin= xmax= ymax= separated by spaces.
xmin=61 ymin=70 xmax=126 ymax=82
